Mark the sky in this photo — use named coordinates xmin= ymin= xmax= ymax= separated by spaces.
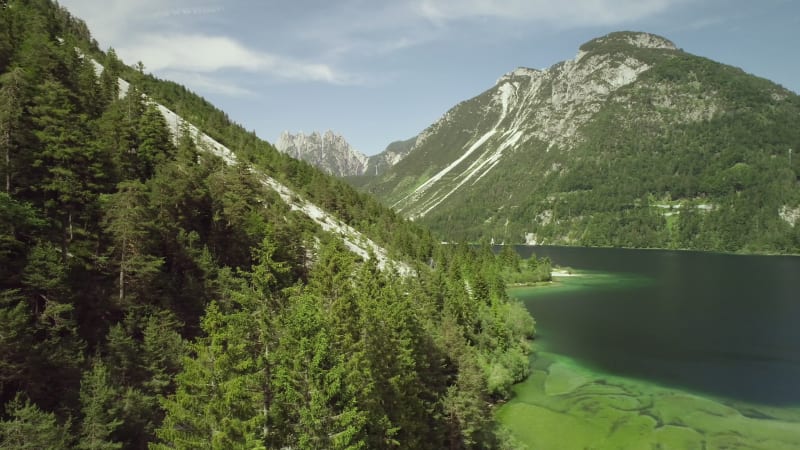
xmin=58 ymin=0 xmax=799 ymax=155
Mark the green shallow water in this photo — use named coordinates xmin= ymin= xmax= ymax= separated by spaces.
xmin=497 ymin=272 xmax=800 ymax=449
xmin=497 ymin=347 xmax=800 ymax=450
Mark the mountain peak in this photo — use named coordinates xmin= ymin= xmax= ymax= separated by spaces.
xmin=580 ymin=31 xmax=677 ymax=53
xmin=275 ymin=130 xmax=368 ymax=177
xmin=366 ymin=29 xmax=800 ymax=254
xmin=497 ymin=67 xmax=543 ymax=84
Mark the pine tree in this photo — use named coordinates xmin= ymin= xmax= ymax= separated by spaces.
xmin=0 ymin=290 xmax=34 ymax=399
xmin=141 ymin=311 xmax=185 ymax=397
xmin=273 ymin=242 xmax=374 ymax=450
xmin=77 ymin=360 xmax=122 ymax=450
xmin=0 ymin=5 xmax=11 ymax=73
xmin=74 ymin=45 xmax=102 ymax=118
xmin=18 ymin=242 xmax=84 ymax=409
xmin=153 ymin=302 xmax=265 ymax=450
xmin=269 ymin=289 xmax=334 ymax=449
xmin=0 ymin=393 xmax=71 ymax=449
xmin=442 ymin=352 xmax=491 ymax=450
xmin=98 ymin=48 xmax=122 ymax=106
xmin=0 ymin=67 xmax=26 ymax=194
xmin=104 ymin=321 xmax=141 ymax=386
xmin=30 ymin=77 xmax=95 ymax=261
xmin=103 ymin=180 xmax=163 ymax=306
xmin=136 ymin=103 xmax=174 ymax=181
xmin=0 ymin=192 xmax=43 ymax=285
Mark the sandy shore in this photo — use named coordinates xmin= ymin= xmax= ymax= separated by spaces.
xmin=551 ymin=269 xmax=581 ymax=277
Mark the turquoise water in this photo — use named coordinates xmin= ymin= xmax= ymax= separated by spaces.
xmin=497 ymin=246 xmax=800 ymax=449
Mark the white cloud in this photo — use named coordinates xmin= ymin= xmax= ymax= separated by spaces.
xmin=119 ymin=33 xmax=356 ymax=84
xmin=119 ymin=34 xmax=264 ymax=73
xmin=58 ymin=0 xmax=692 ymax=91
xmin=59 ymin=0 xmax=359 ymax=86
xmin=413 ymin=0 xmax=682 ymax=25
xmin=152 ymin=6 xmax=226 ymax=20
xmin=281 ymin=0 xmax=690 ymax=62
xmin=158 ymin=71 xmax=255 ymax=97
xmin=59 ymin=0 xmax=179 ymax=44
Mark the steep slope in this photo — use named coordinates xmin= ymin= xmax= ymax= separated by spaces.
xmin=366 ymin=31 xmax=800 ymax=252
xmin=88 ymin=58 xmax=411 ymax=273
xmin=158 ymin=112 xmax=411 ymax=274
xmin=275 ymin=130 xmax=368 ymax=177
xmin=365 ymin=136 xmax=416 ymax=176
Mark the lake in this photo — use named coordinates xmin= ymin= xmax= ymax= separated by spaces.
xmin=496 ymin=246 xmax=800 ymax=449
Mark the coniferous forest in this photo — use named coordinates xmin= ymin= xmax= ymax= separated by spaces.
xmin=0 ymin=1 xmax=537 ymax=448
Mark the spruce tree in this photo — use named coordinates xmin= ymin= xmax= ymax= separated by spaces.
xmin=136 ymin=103 xmax=174 ymax=181
xmin=30 ymin=77 xmax=97 ymax=261
xmin=103 ymin=180 xmax=163 ymax=306
xmin=77 ymin=360 xmax=122 ymax=450
xmin=153 ymin=302 xmax=265 ymax=450
xmin=0 ymin=393 xmax=71 ymax=449
xmin=0 ymin=67 xmax=26 ymax=194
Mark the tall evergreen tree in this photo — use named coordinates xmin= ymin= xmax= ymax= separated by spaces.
xmin=103 ymin=180 xmax=162 ymax=306
xmin=136 ymin=103 xmax=174 ymax=181
xmin=0 ymin=67 xmax=26 ymax=194
xmin=30 ymin=77 xmax=96 ymax=260
xmin=77 ymin=360 xmax=122 ymax=450
xmin=153 ymin=302 xmax=265 ymax=450
xmin=0 ymin=393 xmax=71 ymax=449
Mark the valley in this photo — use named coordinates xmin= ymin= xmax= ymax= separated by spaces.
xmin=2 ymin=1 xmax=798 ymax=448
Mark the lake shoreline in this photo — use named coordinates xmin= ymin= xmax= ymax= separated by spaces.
xmin=499 ymin=247 xmax=800 ymax=448
xmin=506 ymin=267 xmax=586 ymax=288
xmin=496 ymin=348 xmax=800 ymax=450
xmin=498 ymin=242 xmax=800 ymax=258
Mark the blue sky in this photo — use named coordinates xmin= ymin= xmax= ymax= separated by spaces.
xmin=59 ymin=0 xmax=799 ymax=155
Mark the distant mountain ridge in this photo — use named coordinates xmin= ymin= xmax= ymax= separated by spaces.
xmin=275 ymin=131 xmax=415 ymax=177
xmin=275 ymin=130 xmax=368 ymax=177
xmin=364 ymin=31 xmax=800 ymax=253
xmin=365 ymin=136 xmax=416 ymax=176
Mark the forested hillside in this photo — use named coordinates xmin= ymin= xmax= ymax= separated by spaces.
xmin=0 ymin=1 xmax=535 ymax=448
xmin=365 ymin=32 xmax=800 ymax=253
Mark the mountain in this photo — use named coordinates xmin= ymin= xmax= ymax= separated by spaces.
xmin=365 ymin=136 xmax=417 ymax=176
xmin=365 ymin=31 xmax=800 ymax=253
xmin=0 ymin=1 xmax=534 ymax=448
xmin=275 ymin=130 xmax=413 ymax=177
xmin=275 ymin=130 xmax=368 ymax=177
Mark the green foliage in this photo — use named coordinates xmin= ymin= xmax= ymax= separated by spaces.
xmin=0 ymin=2 xmax=538 ymax=449
xmin=78 ymin=360 xmax=122 ymax=450
xmin=501 ymin=250 xmax=552 ymax=285
xmin=153 ymin=302 xmax=265 ymax=450
xmin=366 ymin=36 xmax=800 ymax=255
xmin=0 ymin=393 xmax=71 ymax=449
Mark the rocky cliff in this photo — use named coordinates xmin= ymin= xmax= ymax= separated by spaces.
xmin=275 ymin=130 xmax=368 ymax=177
xmin=363 ymin=31 xmax=800 ymax=253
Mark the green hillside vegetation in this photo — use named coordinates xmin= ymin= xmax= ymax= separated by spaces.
xmin=367 ymin=32 xmax=800 ymax=253
xmin=0 ymin=1 xmax=537 ymax=448
xmin=496 ymin=246 xmax=552 ymax=285
xmin=367 ymin=90 xmax=500 ymax=203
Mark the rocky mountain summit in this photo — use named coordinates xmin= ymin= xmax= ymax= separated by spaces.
xmin=275 ymin=131 xmax=414 ymax=177
xmin=364 ymin=31 xmax=800 ymax=253
xmin=275 ymin=130 xmax=368 ymax=177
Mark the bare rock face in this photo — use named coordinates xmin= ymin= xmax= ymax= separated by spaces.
xmin=386 ymin=31 xmax=678 ymax=218
xmin=275 ymin=130 xmax=368 ymax=177
xmin=364 ymin=30 xmax=799 ymax=251
xmin=364 ymin=137 xmax=417 ymax=176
